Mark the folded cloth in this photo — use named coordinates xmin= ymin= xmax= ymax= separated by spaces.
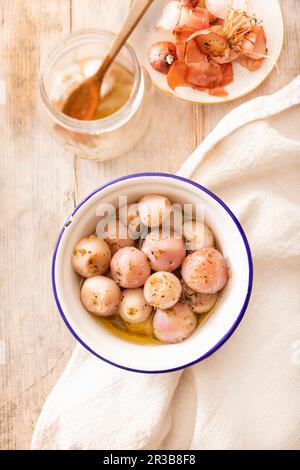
xmin=32 ymin=77 xmax=300 ymax=450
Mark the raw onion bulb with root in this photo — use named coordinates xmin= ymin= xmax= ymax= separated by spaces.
xmin=148 ymin=42 xmax=177 ymax=74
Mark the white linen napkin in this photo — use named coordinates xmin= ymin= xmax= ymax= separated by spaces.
xmin=32 ymin=77 xmax=300 ymax=450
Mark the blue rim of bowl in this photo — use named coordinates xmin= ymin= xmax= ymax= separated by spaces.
xmin=52 ymin=172 xmax=253 ymax=374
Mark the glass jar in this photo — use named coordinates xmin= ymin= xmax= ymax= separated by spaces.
xmin=39 ymin=30 xmax=152 ymax=161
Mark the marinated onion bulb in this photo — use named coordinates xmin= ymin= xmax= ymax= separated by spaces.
xmin=119 ymin=288 xmax=153 ymax=324
xmin=104 ymin=219 xmax=135 ymax=255
xmin=183 ymin=284 xmax=218 ymax=313
xmin=144 ymin=271 xmax=182 ymax=309
xmin=142 ymin=230 xmax=186 ymax=272
xmin=110 ymin=247 xmax=151 ymax=288
xmin=181 ymin=247 xmax=228 ymax=294
xmin=138 ymin=194 xmax=172 ymax=228
xmin=72 ymin=235 xmax=111 ymax=278
xmin=81 ymin=276 xmax=121 ymax=316
xmin=183 ymin=220 xmax=214 ymax=252
xmin=153 ymin=303 xmax=197 ymax=344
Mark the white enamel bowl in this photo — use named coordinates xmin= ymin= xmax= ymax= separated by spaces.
xmin=52 ymin=173 xmax=253 ymax=373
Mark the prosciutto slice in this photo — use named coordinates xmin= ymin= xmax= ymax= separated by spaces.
xmin=242 ymin=26 xmax=267 ymax=59
xmin=185 ymin=39 xmax=223 ymax=89
xmin=167 ymin=38 xmax=227 ymax=91
xmin=179 ymin=6 xmax=210 ymax=30
xmin=167 ymin=61 xmax=190 ymax=89
xmin=236 ymin=26 xmax=267 ymax=71
xmin=175 ymin=25 xmax=196 ymax=60
xmin=185 ymin=37 xmax=207 ymax=62
xmin=220 ymin=62 xmax=233 ymax=85
xmin=208 ymin=87 xmax=228 ymax=97
xmin=157 ymin=2 xmax=210 ymax=32
xmin=186 ymin=60 xmax=223 ymax=88
xmin=208 ymin=61 xmax=233 ymax=96
xmin=236 ymin=55 xmax=263 ymax=71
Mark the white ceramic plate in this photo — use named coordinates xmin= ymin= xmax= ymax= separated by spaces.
xmin=131 ymin=0 xmax=284 ymax=104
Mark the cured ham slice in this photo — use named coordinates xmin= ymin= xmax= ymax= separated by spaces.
xmin=167 ymin=38 xmax=231 ymax=92
xmin=185 ymin=39 xmax=223 ymax=89
xmin=175 ymin=25 xmax=195 ymax=60
xmin=236 ymin=54 xmax=263 ymax=71
xmin=167 ymin=61 xmax=190 ymax=89
xmin=185 ymin=37 xmax=207 ymax=62
xmin=157 ymin=2 xmax=210 ymax=32
xmin=242 ymin=26 xmax=267 ymax=59
xmin=186 ymin=60 xmax=223 ymax=88
xmin=208 ymin=87 xmax=228 ymax=96
xmin=174 ymin=8 xmax=209 ymax=60
xmin=236 ymin=25 xmax=267 ymax=71
xmin=179 ymin=6 xmax=210 ymax=30
xmin=208 ymin=62 xmax=232 ymax=97
xmin=220 ymin=62 xmax=233 ymax=85
xmin=181 ymin=0 xmax=199 ymax=8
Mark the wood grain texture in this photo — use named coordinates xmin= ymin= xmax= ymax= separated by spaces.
xmin=0 ymin=0 xmax=299 ymax=450
xmin=0 ymin=0 xmax=74 ymax=450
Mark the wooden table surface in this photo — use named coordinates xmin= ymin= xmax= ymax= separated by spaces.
xmin=0 ymin=0 xmax=299 ymax=450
